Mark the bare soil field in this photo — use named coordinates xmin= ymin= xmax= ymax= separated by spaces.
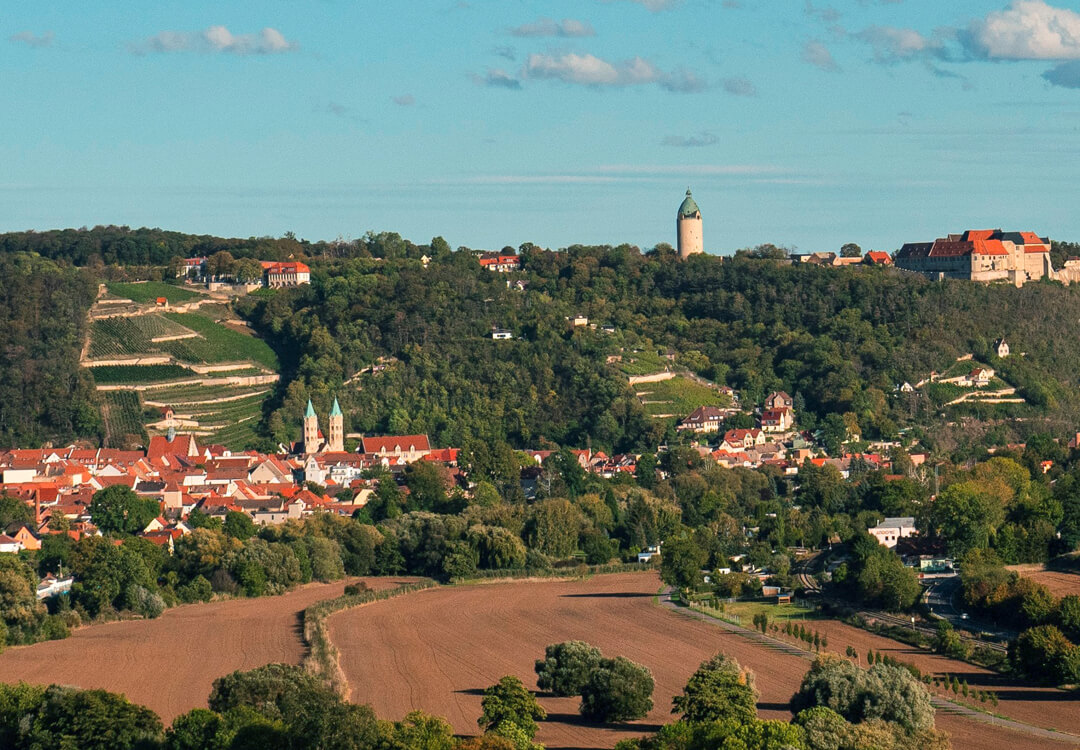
xmin=782 ymin=616 xmax=1080 ymax=738
xmin=0 ymin=577 xmax=410 ymax=722
xmin=1007 ymin=564 xmax=1080 ymax=597
xmin=329 ymin=572 xmax=1074 ymax=750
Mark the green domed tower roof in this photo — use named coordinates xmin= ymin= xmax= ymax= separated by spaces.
xmin=678 ymin=188 xmax=700 ymax=218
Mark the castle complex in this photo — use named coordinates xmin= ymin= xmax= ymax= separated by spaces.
xmin=303 ymin=397 xmax=344 ymax=454
xmin=677 ymin=188 xmax=704 ymax=259
xmin=895 ymin=229 xmax=1052 ymax=286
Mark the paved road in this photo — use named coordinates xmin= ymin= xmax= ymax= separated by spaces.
xmin=925 ymin=576 xmax=1017 ymax=644
xmin=656 ymin=587 xmax=1080 ymax=746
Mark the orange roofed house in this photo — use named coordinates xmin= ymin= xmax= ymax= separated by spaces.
xmin=362 ymin=435 xmax=431 ymax=463
xmin=894 ymin=229 xmax=1052 ymax=287
xmin=261 ymin=261 xmax=311 ymax=288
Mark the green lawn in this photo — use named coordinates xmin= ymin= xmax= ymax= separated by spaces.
xmin=714 ymin=599 xmax=817 ymax=622
xmin=636 ymin=375 xmax=733 ymax=418
xmin=106 ymin=281 xmax=201 ymax=304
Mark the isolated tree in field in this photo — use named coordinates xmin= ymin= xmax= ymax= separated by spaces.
xmin=580 ymin=657 xmax=654 ymax=722
xmin=478 ymin=676 xmax=546 ymax=741
xmin=672 ymin=653 xmax=758 ymax=724
xmin=535 ymin=641 xmax=604 ymax=696
xmin=88 ymin=485 xmax=160 ymax=535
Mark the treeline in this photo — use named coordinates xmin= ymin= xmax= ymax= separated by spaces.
xmin=0 ymin=253 xmax=101 ymax=447
xmin=0 ymin=225 xmax=456 ymax=268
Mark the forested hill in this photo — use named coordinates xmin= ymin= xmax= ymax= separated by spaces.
xmin=0 ymin=254 xmax=100 ymax=447
xmin=239 ymin=245 xmax=1080 ymax=455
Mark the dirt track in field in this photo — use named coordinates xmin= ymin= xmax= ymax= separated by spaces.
xmin=0 ymin=577 xmax=409 ymax=722
xmin=330 ymin=572 xmax=1077 ymax=750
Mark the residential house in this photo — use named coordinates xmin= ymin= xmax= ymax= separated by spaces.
xmin=963 ymin=367 xmax=994 ymax=387
xmin=994 ymin=338 xmax=1010 ymax=358
xmin=720 ymin=428 xmax=766 ymax=452
xmin=491 ymin=329 xmax=513 ymax=340
xmin=362 ymin=435 xmax=432 ymax=463
xmin=677 ymin=406 xmax=727 ymax=433
xmin=0 ymin=534 xmax=23 ymax=553
xmin=761 ymin=408 xmax=793 ymax=433
xmin=863 ymin=251 xmax=893 ymax=266
xmin=764 ymin=391 xmax=794 ymax=411
xmin=8 ymin=524 xmax=41 ymax=550
xmin=477 ymin=254 xmax=520 ymax=272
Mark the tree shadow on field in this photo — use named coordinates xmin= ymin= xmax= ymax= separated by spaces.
xmin=543 ymin=712 xmax=664 ymax=733
xmin=756 ymin=702 xmax=792 ymax=712
xmin=292 ymin=612 xmax=305 ymax=639
xmin=560 ymin=592 xmax=654 ymax=599
xmin=454 ymin=688 xmax=487 ymax=696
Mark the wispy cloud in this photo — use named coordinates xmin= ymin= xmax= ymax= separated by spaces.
xmin=721 ymin=76 xmax=757 ymax=96
xmin=130 ymin=26 xmax=297 ymax=55
xmin=603 ymin=0 xmax=682 ymax=10
xmin=522 ymin=52 xmax=706 ymax=92
xmin=472 ymin=68 xmax=522 ymax=89
xmin=662 ymin=132 xmax=719 ymax=148
xmin=9 ymin=31 xmax=54 ymax=48
xmin=596 ymin=164 xmax=784 ymax=176
xmin=1044 ymin=60 xmax=1080 ymax=87
xmin=492 ymin=45 xmax=516 ymax=61
xmin=510 ymin=18 xmax=595 ymax=38
xmin=802 ymin=40 xmax=839 ymax=71
xmin=852 ymin=25 xmax=948 ymax=63
xmin=393 ymin=94 xmax=415 ymax=106
xmin=804 ymin=2 xmax=841 ymax=23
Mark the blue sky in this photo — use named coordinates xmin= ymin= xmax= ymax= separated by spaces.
xmin=3 ymin=1 xmax=1080 ymax=254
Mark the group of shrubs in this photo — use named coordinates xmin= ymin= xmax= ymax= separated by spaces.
xmin=534 ymin=641 xmax=655 ymax=722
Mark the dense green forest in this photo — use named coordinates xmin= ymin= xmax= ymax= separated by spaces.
xmin=0 ymin=254 xmax=100 ymax=447
xmin=237 ymin=243 xmax=1080 ymax=454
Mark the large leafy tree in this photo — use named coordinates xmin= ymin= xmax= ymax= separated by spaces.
xmin=672 ymin=654 xmax=758 ymax=725
xmin=579 ymin=657 xmax=654 ymax=722
xmin=88 ymin=486 xmax=160 ymax=536
xmin=534 ymin=641 xmax=604 ymax=697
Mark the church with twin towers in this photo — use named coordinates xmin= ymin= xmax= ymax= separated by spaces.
xmin=303 ymin=397 xmax=344 ymax=454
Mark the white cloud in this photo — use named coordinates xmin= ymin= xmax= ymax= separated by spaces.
xmin=510 ymin=18 xmax=595 ymax=37
xmin=9 ymin=31 xmax=54 ymax=48
xmin=132 ymin=26 xmax=297 ymax=55
xmin=802 ymin=41 xmax=839 ymax=71
xmin=967 ymin=0 xmax=1080 ymax=59
xmin=601 ymin=0 xmax=681 ymax=11
xmin=522 ymin=52 xmax=706 ymax=92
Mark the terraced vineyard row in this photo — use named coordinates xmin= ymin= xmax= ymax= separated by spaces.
xmin=100 ymin=391 xmax=147 ymax=446
xmin=88 ymin=315 xmax=197 ymax=358
xmin=162 ymin=313 xmax=278 ymax=369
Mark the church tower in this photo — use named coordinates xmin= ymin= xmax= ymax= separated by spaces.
xmin=327 ymin=397 xmax=344 ymax=453
xmin=677 ymin=188 xmax=704 ymax=259
xmin=303 ymin=398 xmax=320 ymax=455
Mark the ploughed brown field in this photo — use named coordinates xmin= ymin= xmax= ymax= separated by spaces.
xmin=1007 ymin=564 xmax=1080 ymax=598
xmin=782 ymin=616 xmax=1080 ymax=739
xmin=329 ymin=572 xmax=1076 ymax=750
xmin=0 ymin=577 xmax=409 ymax=722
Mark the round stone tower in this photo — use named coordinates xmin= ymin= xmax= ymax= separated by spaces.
xmin=677 ymin=188 xmax=703 ymax=259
